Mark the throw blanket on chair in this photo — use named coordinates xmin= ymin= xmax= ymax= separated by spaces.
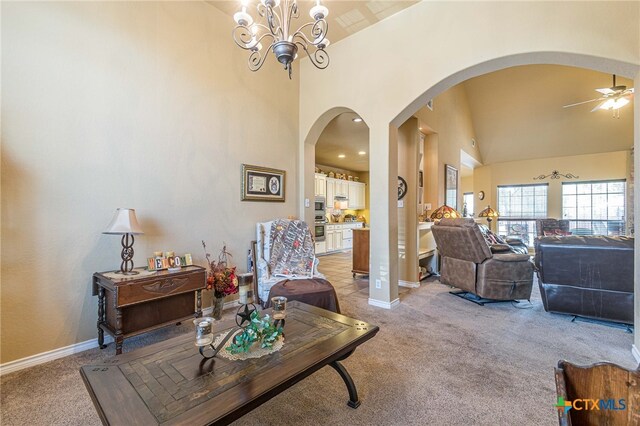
xmin=268 ymin=219 xmax=315 ymax=277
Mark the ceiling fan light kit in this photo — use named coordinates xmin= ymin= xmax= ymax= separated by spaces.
xmin=563 ymin=74 xmax=634 ymax=118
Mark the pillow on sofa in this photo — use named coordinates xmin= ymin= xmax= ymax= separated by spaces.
xmin=478 ymin=224 xmax=506 ymax=246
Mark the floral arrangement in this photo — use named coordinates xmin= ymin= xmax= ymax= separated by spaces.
xmin=227 ymin=311 xmax=283 ymax=354
xmin=202 ymin=241 xmax=238 ymax=299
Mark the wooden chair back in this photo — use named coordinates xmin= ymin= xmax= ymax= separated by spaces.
xmin=555 ymin=360 xmax=640 ymax=425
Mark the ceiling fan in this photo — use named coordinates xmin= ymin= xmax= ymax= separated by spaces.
xmin=563 ymin=74 xmax=634 ymax=116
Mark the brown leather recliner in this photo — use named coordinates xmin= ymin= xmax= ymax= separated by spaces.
xmin=432 ymin=218 xmax=534 ymax=302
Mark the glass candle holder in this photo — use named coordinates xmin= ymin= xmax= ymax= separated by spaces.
xmin=238 ymin=273 xmax=254 ymax=305
xmin=271 ymin=296 xmax=287 ymax=320
xmin=193 ymin=317 xmax=214 ymax=347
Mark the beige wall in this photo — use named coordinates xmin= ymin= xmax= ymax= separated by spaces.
xmin=299 ymin=1 xmax=639 ymax=308
xmin=473 ymin=151 xmax=630 ymax=230
xmin=414 ymin=84 xmax=482 ymax=212
xmin=397 ymin=119 xmax=419 ymax=283
xmin=461 ymin=175 xmax=474 ymax=195
xmin=1 ymin=2 xmax=299 ymax=363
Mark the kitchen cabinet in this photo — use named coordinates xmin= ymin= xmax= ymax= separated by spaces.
xmin=314 ymin=173 xmax=326 ymax=197
xmin=335 ymin=180 xmax=349 ymax=198
xmin=315 ymin=240 xmax=326 ymax=255
xmin=319 ymin=223 xmax=363 ymax=254
xmin=342 ymin=227 xmax=353 ymax=249
xmin=333 ymin=229 xmax=343 ymax=250
xmin=325 ymin=229 xmax=334 ymax=252
xmin=326 ymin=179 xmax=335 ymax=206
xmin=347 ymin=182 xmax=366 ymax=210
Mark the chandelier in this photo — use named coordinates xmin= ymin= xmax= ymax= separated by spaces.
xmin=232 ymin=0 xmax=330 ymax=79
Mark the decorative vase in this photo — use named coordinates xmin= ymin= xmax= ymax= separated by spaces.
xmin=212 ymin=297 xmax=224 ymax=320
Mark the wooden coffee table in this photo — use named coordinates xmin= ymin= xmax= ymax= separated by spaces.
xmin=80 ymin=301 xmax=379 ymax=425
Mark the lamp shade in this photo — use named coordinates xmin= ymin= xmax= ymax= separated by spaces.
xmin=478 ymin=205 xmax=499 ymax=219
xmin=430 ymin=204 xmax=462 ymax=221
xmin=103 ymin=208 xmax=144 ymax=235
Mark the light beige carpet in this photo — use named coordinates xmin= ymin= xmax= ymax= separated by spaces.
xmin=1 ymin=252 xmax=636 ymax=425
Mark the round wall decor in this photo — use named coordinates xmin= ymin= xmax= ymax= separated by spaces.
xmin=478 ymin=190 xmax=485 ymax=200
xmin=398 ymin=176 xmax=407 ymax=200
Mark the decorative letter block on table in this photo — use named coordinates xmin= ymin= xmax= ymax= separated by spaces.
xmin=93 ymin=265 xmax=206 ymax=355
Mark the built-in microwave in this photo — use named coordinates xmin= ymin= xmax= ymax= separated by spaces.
xmin=314 ymin=197 xmax=326 ymax=212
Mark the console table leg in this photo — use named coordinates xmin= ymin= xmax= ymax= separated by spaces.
xmin=196 ymin=290 xmax=202 ymax=318
xmin=97 ymin=287 xmax=106 ymax=349
xmin=329 ymin=360 xmax=361 ymax=408
xmin=115 ymin=308 xmax=123 ymax=355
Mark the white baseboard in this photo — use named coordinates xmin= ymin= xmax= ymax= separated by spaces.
xmin=368 ymin=297 xmax=400 ymax=309
xmin=0 ymin=334 xmax=114 ymax=376
xmin=633 ymin=345 xmax=640 ymax=365
xmin=0 ymin=302 xmax=242 ymax=377
xmin=398 ymin=280 xmax=420 ymax=288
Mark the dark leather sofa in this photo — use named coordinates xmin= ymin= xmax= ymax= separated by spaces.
xmin=534 ymin=235 xmax=634 ymax=324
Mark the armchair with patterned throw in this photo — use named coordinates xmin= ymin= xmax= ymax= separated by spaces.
xmin=431 ymin=218 xmax=534 ymax=305
xmin=555 ymin=360 xmax=640 ymax=426
xmin=254 ymin=219 xmax=340 ymax=313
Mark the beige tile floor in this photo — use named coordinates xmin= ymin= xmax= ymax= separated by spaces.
xmin=316 ymin=251 xmax=414 ymax=301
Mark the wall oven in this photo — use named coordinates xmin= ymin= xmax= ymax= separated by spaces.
xmin=314 ymin=222 xmax=326 ymax=242
xmin=314 ymin=196 xmax=326 ymax=241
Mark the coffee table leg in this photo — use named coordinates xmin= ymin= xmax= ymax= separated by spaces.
xmin=329 ymin=361 xmax=361 ymax=408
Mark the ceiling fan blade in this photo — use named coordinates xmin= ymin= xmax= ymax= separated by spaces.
xmin=563 ymin=98 xmax=604 ymax=108
xmin=591 ymin=101 xmax=607 ymax=112
xmin=595 ymin=88 xmax=615 ymax=95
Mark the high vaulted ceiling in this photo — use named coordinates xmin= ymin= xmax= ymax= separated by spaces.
xmin=315 ymin=64 xmax=634 ymax=171
xmin=208 ymin=1 xmax=418 ymax=45
xmin=463 ymin=65 xmax=634 ymax=165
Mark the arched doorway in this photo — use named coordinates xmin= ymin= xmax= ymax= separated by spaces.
xmin=301 ymin=53 xmax=638 ymax=327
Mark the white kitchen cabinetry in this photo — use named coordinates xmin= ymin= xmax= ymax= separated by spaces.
xmin=325 ymin=230 xmax=334 ymax=252
xmin=347 ymin=182 xmax=366 ymax=210
xmin=314 ymin=240 xmax=326 ymax=255
xmin=342 ymin=227 xmax=353 ymax=249
xmin=333 ymin=229 xmax=343 ymax=251
xmin=318 ymin=223 xmax=363 ymax=255
xmin=314 ymin=173 xmax=326 ymax=197
xmin=326 ymin=179 xmax=335 ymax=206
xmin=335 ymin=180 xmax=349 ymax=198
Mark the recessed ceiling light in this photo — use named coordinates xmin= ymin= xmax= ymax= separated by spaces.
xmin=338 ymin=154 xmax=346 ymax=158
xmin=358 ymin=151 xmax=366 ymax=155
xmin=352 ymin=117 xmax=363 ymax=123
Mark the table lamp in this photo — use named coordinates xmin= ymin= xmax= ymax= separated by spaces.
xmin=103 ymin=208 xmax=144 ymax=275
xmin=478 ymin=205 xmax=499 ymax=227
xmin=430 ymin=204 xmax=462 ymax=221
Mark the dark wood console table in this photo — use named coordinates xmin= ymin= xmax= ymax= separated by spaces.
xmin=93 ymin=265 xmax=206 ymax=355
xmin=81 ymin=302 xmax=379 ymax=425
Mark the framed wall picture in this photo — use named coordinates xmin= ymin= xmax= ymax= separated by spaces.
xmin=445 ymin=164 xmax=458 ymax=210
xmin=241 ymin=164 xmax=286 ymax=202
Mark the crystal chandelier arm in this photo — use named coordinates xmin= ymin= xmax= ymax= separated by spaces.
xmin=295 ymin=41 xmax=329 ymax=70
